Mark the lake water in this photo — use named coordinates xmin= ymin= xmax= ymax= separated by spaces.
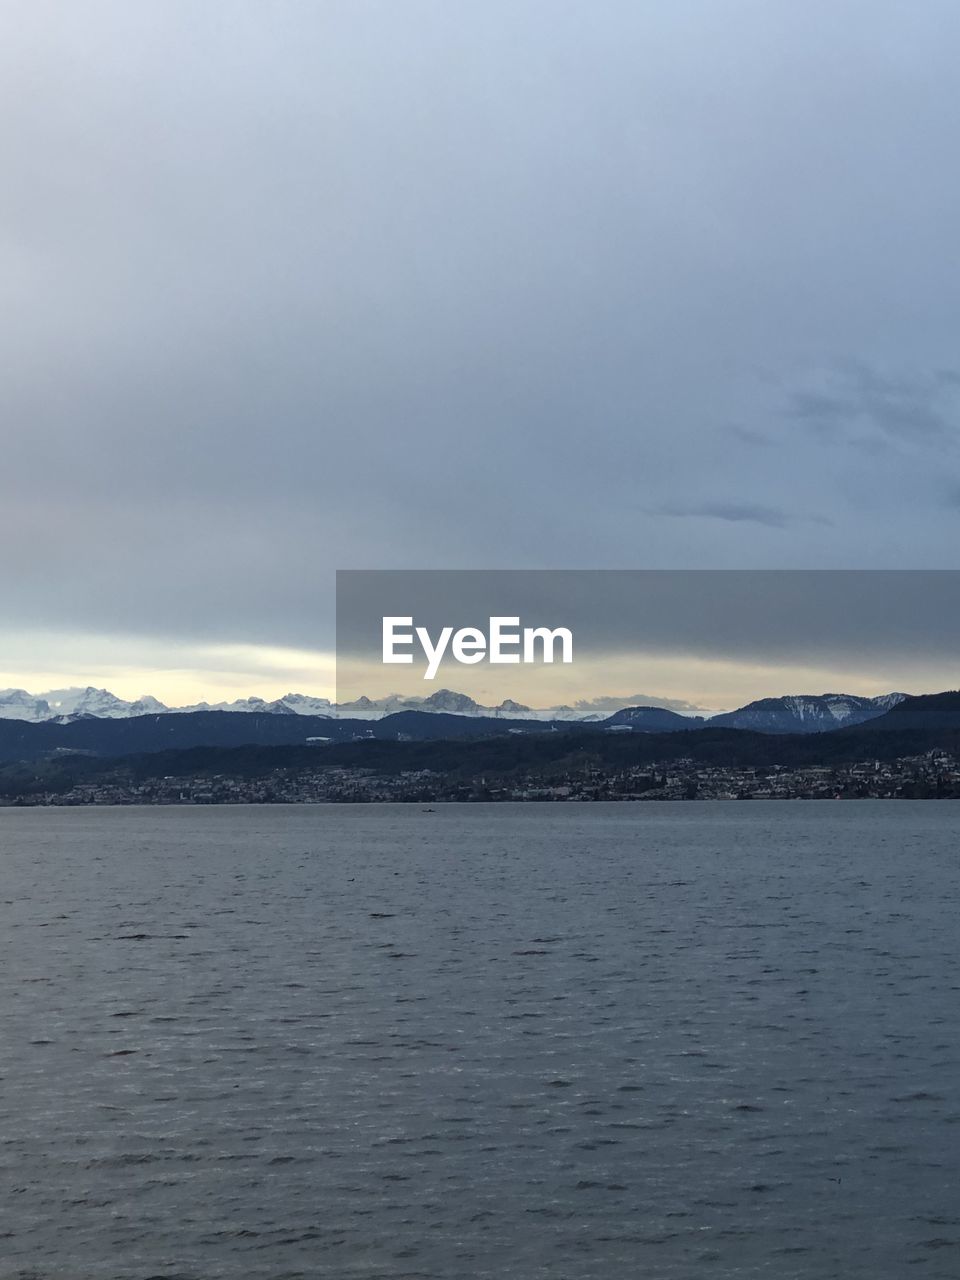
xmin=1 ymin=802 xmax=959 ymax=1278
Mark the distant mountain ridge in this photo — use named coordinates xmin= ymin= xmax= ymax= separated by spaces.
xmin=0 ymin=685 xmax=718 ymax=725
xmin=0 ymin=685 xmax=909 ymax=733
xmin=0 ymin=686 xmax=911 ymax=737
xmin=602 ymin=705 xmax=705 ymax=731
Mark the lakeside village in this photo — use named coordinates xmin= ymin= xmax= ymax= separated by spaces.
xmin=4 ymin=750 xmax=960 ymax=805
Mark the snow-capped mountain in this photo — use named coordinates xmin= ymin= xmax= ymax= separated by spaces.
xmin=869 ymin=692 xmax=909 ymax=714
xmin=0 ymin=686 xmax=144 ymax=722
xmin=708 ymin=693 xmax=907 ymax=734
xmin=46 ymin=687 xmax=136 ymax=717
xmin=0 ymin=689 xmax=54 ymax=722
xmin=176 ymin=694 xmax=318 ymax=717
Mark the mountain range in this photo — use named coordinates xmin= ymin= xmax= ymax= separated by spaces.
xmin=0 ymin=686 xmax=717 ymax=725
xmin=709 ymin=692 xmax=907 ymax=733
xmin=0 ymin=685 xmax=907 ymax=732
xmin=0 ymin=691 xmax=957 ymax=768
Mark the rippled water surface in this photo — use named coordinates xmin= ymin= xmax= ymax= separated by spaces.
xmin=2 ymin=802 xmax=960 ymax=1278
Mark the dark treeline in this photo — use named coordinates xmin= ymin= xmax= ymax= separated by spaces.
xmin=0 ymin=709 xmax=544 ymax=763
xmin=5 ymin=723 xmax=960 ymax=799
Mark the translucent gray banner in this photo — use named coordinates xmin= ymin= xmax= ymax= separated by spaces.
xmin=335 ymin=570 xmax=960 ymax=712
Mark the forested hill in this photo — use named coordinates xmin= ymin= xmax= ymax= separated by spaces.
xmin=4 ymin=722 xmax=960 ymax=801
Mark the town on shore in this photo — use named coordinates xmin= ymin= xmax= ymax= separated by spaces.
xmin=3 ymin=749 xmax=959 ymax=806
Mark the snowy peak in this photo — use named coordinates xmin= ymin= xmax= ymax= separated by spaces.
xmin=0 ymin=688 xmax=53 ymax=722
xmin=0 ymin=686 xmax=154 ymax=723
xmin=126 ymin=696 xmax=169 ymax=716
xmin=421 ymin=689 xmax=482 ymax=715
xmin=870 ymin=692 xmax=909 ymax=713
xmin=494 ymin=699 xmax=535 ymax=718
xmin=271 ymin=693 xmax=335 ymax=717
xmin=42 ymin=687 xmax=144 ymax=720
xmin=709 ymin=693 xmax=907 ymax=734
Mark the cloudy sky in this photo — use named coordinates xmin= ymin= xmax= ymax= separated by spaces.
xmin=3 ymin=1 xmax=960 ymax=704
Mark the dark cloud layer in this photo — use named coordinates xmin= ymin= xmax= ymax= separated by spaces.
xmin=785 ymin=367 xmax=960 ymax=445
xmin=4 ymin=1 xmax=960 ymax=661
xmin=337 ymin=570 xmax=960 ymax=671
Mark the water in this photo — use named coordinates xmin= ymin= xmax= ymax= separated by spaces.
xmin=1 ymin=801 xmax=959 ymax=1279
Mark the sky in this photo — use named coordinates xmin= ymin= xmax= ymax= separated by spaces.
xmin=3 ymin=1 xmax=960 ymax=705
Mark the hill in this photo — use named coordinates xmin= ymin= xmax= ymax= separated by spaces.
xmin=860 ymin=690 xmax=960 ymax=731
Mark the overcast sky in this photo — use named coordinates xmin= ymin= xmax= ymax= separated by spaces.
xmin=3 ymin=1 xmax=960 ymax=702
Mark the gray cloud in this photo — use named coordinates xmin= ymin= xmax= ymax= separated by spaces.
xmin=652 ymin=502 xmax=791 ymax=529
xmin=784 ymin=366 xmax=960 ymax=446
xmin=726 ymin=424 xmax=775 ymax=447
